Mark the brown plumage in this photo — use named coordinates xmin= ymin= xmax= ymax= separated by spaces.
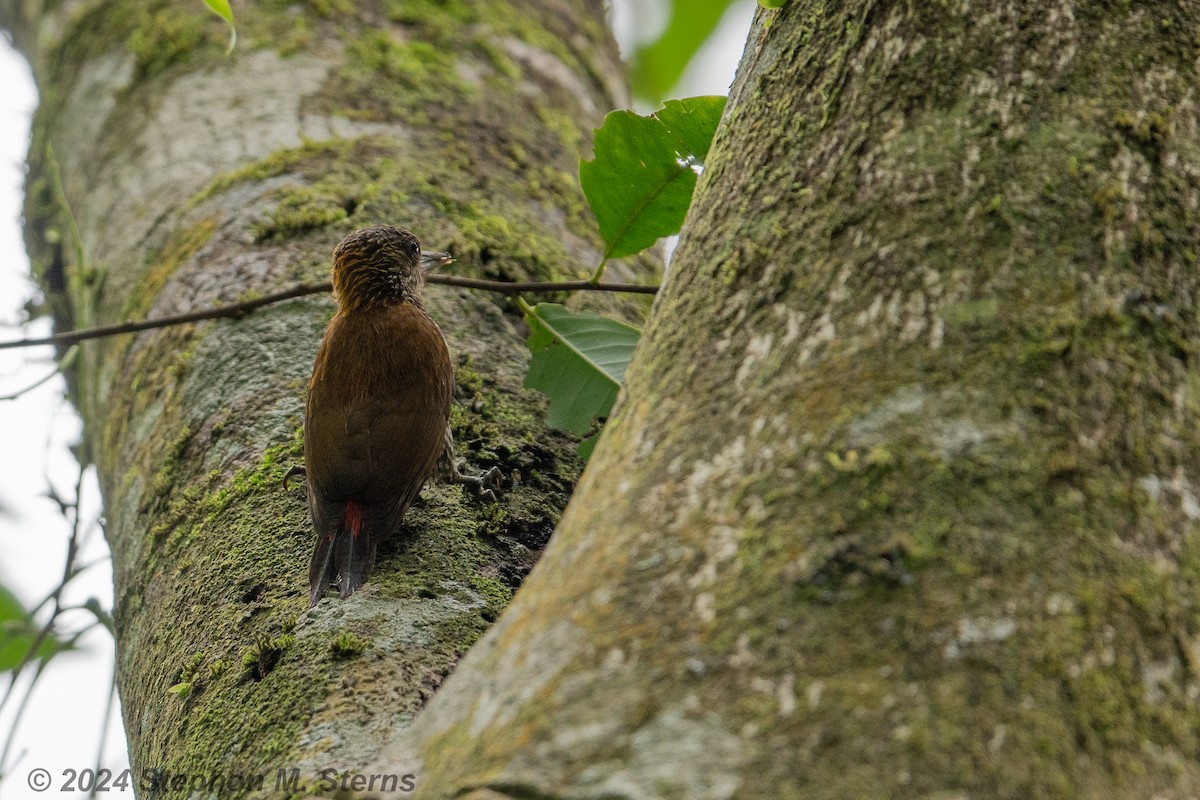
xmin=303 ymin=225 xmax=453 ymax=607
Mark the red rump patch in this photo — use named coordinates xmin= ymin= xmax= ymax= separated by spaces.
xmin=342 ymin=500 xmax=363 ymax=537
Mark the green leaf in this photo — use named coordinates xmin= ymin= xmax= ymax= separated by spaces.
xmin=0 ymin=583 xmax=24 ymax=623
xmin=203 ymin=0 xmax=237 ymax=54
xmin=656 ymin=96 xmax=726 ymax=162
xmin=758 ymin=0 xmax=787 ymax=7
xmin=629 ymin=0 xmax=741 ymax=102
xmin=576 ymin=434 xmax=600 ymax=460
xmin=0 ymin=585 xmax=70 ymax=672
xmin=580 ymin=96 xmax=727 ymax=260
xmin=523 ymin=304 xmax=641 ymax=437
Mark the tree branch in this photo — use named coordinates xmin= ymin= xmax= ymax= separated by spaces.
xmin=427 ymin=274 xmax=658 ymax=296
xmin=0 ymin=275 xmax=659 ymax=351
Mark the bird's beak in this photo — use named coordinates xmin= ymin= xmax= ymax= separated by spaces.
xmin=420 ymin=251 xmax=454 ymax=273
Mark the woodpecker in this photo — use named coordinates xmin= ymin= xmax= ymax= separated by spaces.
xmin=300 ymin=225 xmax=454 ymax=607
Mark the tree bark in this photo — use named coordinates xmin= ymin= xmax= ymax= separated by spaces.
xmin=390 ymin=2 xmax=1200 ymax=798
xmin=0 ymin=0 xmax=643 ymax=791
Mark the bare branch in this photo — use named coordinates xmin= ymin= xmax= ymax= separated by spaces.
xmin=0 ymin=275 xmax=658 ymax=351
xmin=426 ymin=275 xmax=659 ymax=296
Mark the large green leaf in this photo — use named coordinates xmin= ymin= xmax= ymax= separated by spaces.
xmin=580 ymin=96 xmax=727 ymax=260
xmin=523 ymin=304 xmax=641 ymax=440
xmin=0 ymin=584 xmax=69 ymax=671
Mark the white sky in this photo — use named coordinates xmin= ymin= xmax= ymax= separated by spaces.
xmin=0 ymin=2 xmax=754 ymax=793
xmin=0 ymin=36 xmax=125 ymax=799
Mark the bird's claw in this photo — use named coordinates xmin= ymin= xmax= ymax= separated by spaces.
xmin=451 ymin=461 xmax=502 ymax=504
xmin=283 ymin=464 xmax=306 ymax=490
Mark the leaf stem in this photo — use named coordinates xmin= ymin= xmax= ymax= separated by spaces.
xmin=588 ymin=257 xmax=609 ymax=284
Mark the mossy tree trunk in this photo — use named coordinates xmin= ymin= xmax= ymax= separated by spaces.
xmin=0 ymin=0 xmax=641 ymax=791
xmin=382 ymin=2 xmax=1200 ymax=798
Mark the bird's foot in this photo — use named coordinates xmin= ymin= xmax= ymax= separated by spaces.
xmin=448 ymin=459 xmax=502 ymax=504
xmin=282 ymin=464 xmax=306 ymax=490
xmin=438 ymin=427 xmax=502 ymax=502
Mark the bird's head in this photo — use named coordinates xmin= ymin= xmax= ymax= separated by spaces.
xmin=330 ymin=225 xmax=452 ymax=312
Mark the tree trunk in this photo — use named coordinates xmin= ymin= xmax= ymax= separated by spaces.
xmin=392 ymin=2 xmax=1200 ymax=798
xmin=0 ymin=0 xmax=642 ymax=789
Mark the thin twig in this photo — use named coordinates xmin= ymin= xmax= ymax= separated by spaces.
xmin=0 ymin=346 xmax=79 ymax=400
xmin=0 ymin=282 xmax=329 ymax=351
xmin=0 ymin=275 xmax=658 ymax=351
xmin=0 ymin=661 xmax=45 ymax=781
xmin=426 ymin=274 xmax=658 ymax=296
xmin=0 ymin=463 xmax=88 ymax=780
xmin=0 ymin=464 xmax=86 ymax=717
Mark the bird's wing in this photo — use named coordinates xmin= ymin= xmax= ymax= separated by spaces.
xmin=304 ymin=304 xmax=452 ymax=534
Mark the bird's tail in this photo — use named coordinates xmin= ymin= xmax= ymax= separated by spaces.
xmin=308 ymin=500 xmax=376 ymax=607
